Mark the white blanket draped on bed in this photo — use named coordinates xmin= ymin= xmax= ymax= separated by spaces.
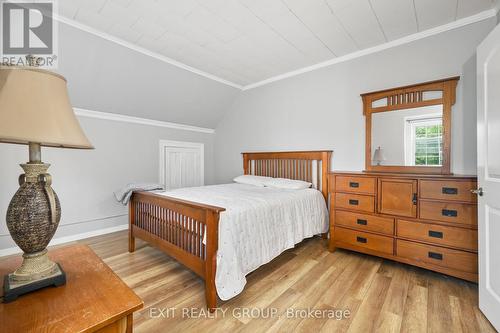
xmin=158 ymin=183 xmax=329 ymax=301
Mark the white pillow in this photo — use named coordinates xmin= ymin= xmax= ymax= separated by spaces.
xmin=265 ymin=178 xmax=312 ymax=190
xmin=233 ymin=175 xmax=273 ymax=187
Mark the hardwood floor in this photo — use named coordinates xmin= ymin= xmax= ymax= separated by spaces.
xmin=76 ymin=231 xmax=495 ymax=333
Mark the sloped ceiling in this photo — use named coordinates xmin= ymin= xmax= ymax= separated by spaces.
xmin=60 ymin=0 xmax=496 ymax=86
xmin=58 ymin=22 xmax=240 ymax=128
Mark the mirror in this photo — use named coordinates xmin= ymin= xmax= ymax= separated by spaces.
xmin=362 ymin=77 xmax=459 ymax=174
xmin=371 ymin=105 xmax=443 ymax=167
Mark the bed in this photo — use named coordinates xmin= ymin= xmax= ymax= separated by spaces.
xmin=128 ymin=151 xmax=332 ymax=310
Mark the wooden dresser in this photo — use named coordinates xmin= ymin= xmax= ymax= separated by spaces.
xmin=329 ymin=172 xmax=478 ymax=282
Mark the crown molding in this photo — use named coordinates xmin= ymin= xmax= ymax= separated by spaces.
xmin=54 ymin=14 xmax=243 ymax=90
xmin=74 ymin=108 xmax=215 ymax=134
xmin=242 ymin=9 xmax=498 ymax=91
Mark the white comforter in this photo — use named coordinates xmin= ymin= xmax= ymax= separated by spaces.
xmin=159 ymin=183 xmax=328 ymax=301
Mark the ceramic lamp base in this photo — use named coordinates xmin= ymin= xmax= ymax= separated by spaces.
xmin=10 ymin=249 xmax=59 ymax=281
xmin=3 ymin=143 xmax=65 ymax=302
xmin=3 ymin=262 xmax=66 ymax=303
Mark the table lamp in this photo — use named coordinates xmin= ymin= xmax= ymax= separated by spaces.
xmin=373 ymin=146 xmax=386 ymax=166
xmin=0 ymin=62 xmax=93 ymax=302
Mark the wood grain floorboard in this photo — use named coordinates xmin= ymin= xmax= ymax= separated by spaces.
xmin=76 ymin=231 xmax=496 ymax=333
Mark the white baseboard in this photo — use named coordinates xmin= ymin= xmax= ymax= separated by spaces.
xmin=0 ymin=224 xmax=128 ymax=257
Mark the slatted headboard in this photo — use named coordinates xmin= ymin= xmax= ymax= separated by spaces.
xmin=242 ymin=151 xmax=332 ymax=200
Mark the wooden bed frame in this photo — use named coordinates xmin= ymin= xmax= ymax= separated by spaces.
xmin=128 ymin=151 xmax=332 ymax=310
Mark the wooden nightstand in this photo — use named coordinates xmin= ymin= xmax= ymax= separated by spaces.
xmin=0 ymin=244 xmax=143 ymax=333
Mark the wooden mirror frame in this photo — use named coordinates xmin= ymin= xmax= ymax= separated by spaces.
xmin=362 ymin=77 xmax=459 ymax=174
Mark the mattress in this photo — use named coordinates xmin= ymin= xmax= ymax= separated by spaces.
xmin=159 ymin=183 xmax=329 ymax=301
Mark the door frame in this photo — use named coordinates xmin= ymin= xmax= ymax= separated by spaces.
xmin=159 ymin=140 xmax=204 ymax=188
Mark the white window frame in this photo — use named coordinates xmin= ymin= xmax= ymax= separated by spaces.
xmin=159 ymin=140 xmax=204 ymax=188
xmin=404 ymin=114 xmax=443 ymax=166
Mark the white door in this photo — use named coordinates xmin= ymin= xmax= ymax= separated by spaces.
xmin=159 ymin=140 xmax=204 ymax=190
xmin=477 ymin=23 xmax=500 ymax=331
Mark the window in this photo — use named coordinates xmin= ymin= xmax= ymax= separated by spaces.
xmin=405 ymin=116 xmax=443 ymax=166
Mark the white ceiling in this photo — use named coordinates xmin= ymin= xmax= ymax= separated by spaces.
xmin=59 ymin=0 xmax=496 ymax=87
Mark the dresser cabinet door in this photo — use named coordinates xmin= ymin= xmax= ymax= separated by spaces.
xmin=378 ymin=178 xmax=417 ymax=217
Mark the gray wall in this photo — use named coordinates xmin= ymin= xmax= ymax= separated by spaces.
xmin=0 ymin=117 xmax=215 ymax=251
xmin=214 ymin=18 xmax=496 ymax=183
xmin=496 ymin=1 xmax=500 ymax=23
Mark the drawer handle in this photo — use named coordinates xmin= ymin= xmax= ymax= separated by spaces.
xmin=428 ymin=252 xmax=443 ymax=260
xmin=428 ymin=230 xmax=443 ymax=239
xmin=442 ymin=187 xmax=458 ymax=195
xmin=349 ymin=199 xmax=359 ymax=206
xmin=412 ymin=193 xmax=417 ymax=205
xmin=349 ymin=182 xmax=360 ymax=188
xmin=357 ymin=219 xmax=368 ymax=226
xmin=356 ymin=236 xmax=367 ymax=244
xmin=442 ymin=209 xmax=458 ymax=217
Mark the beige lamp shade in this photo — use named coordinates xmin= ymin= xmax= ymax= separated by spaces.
xmin=0 ymin=66 xmax=93 ymax=149
xmin=373 ymin=146 xmax=386 ymax=165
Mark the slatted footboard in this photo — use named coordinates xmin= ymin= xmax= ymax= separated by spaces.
xmin=128 ymin=191 xmax=225 ymax=310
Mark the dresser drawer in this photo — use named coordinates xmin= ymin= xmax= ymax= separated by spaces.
xmin=396 ymin=220 xmax=477 ymax=251
xmin=335 ymin=193 xmax=375 ymax=213
xmin=419 ymin=201 xmax=477 ymax=225
xmin=335 ymin=176 xmax=376 ymax=195
xmin=396 ymin=240 xmax=477 ymax=274
xmin=420 ymin=180 xmax=477 ymax=203
xmin=336 ymin=211 xmax=394 ymax=235
xmin=335 ymin=227 xmax=393 ymax=254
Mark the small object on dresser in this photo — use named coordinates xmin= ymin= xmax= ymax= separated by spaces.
xmin=0 ymin=59 xmax=93 ymax=302
xmin=372 ymin=146 xmax=386 ymax=166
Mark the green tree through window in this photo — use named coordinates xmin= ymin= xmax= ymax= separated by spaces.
xmin=414 ymin=122 xmax=443 ymax=166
